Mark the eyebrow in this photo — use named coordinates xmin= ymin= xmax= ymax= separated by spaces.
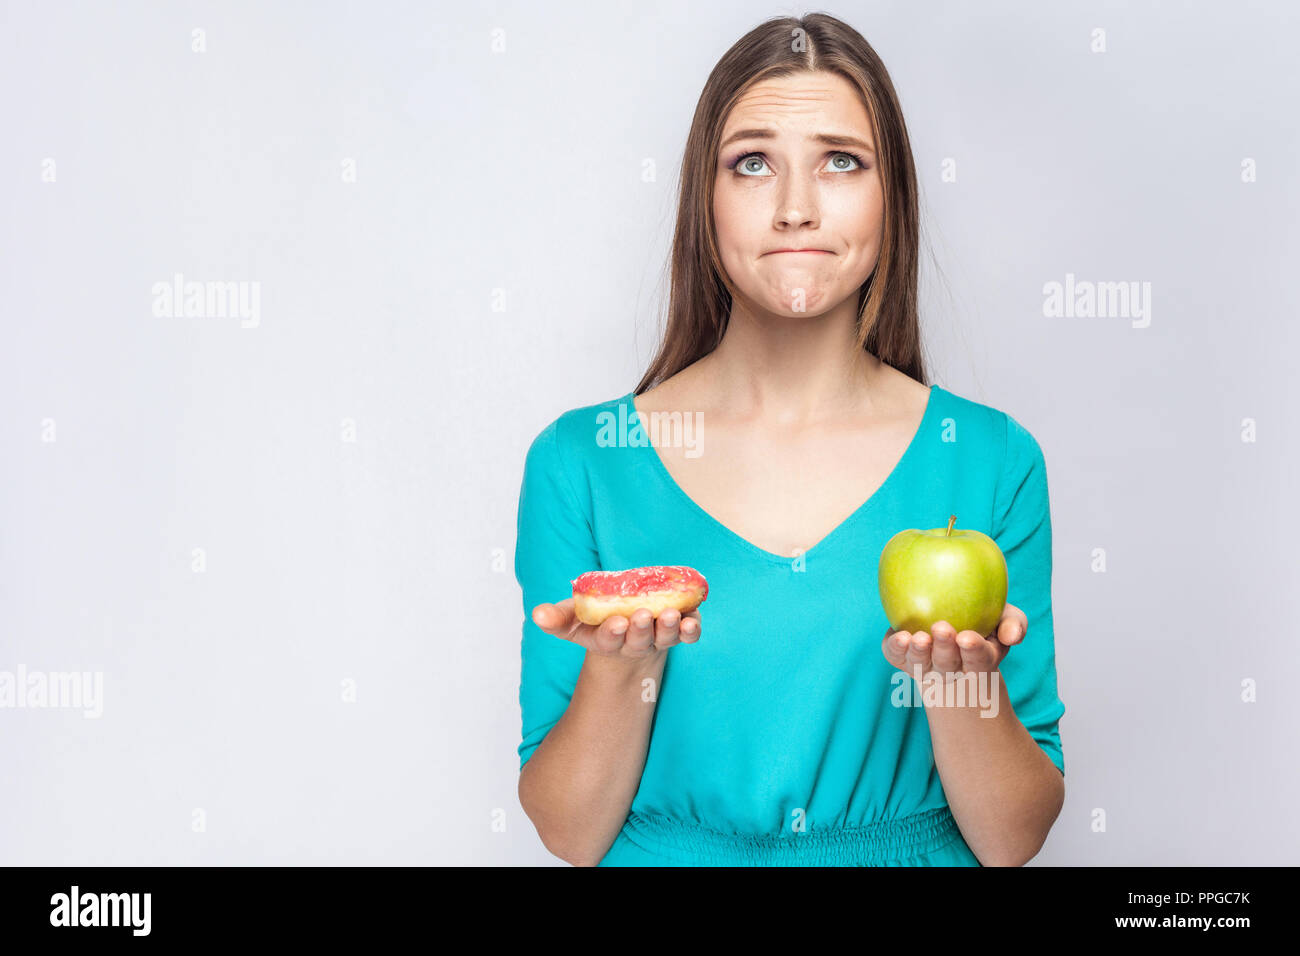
xmin=719 ymin=128 xmax=876 ymax=154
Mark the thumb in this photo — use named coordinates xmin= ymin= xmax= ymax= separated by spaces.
xmin=533 ymin=598 xmax=577 ymax=636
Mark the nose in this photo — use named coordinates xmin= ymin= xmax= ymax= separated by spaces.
xmin=774 ymin=170 xmax=819 ymax=230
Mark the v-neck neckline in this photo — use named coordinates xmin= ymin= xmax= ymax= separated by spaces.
xmin=626 ymin=383 xmax=942 ymax=566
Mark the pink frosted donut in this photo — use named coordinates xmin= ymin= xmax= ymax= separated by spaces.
xmin=571 ymin=566 xmax=709 ymax=626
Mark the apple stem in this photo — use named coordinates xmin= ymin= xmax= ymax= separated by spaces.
xmin=946 ymin=515 xmax=956 ymax=537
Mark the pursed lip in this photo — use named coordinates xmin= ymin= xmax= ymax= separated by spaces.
xmin=765 ymin=248 xmax=833 ymax=255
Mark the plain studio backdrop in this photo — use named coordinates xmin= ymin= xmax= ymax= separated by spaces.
xmin=1 ymin=0 xmax=1297 ymax=866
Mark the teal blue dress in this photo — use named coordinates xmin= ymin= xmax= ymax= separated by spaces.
xmin=514 ymin=383 xmax=1065 ymax=866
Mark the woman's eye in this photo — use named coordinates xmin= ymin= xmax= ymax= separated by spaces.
xmin=733 ymin=151 xmax=863 ymax=176
xmin=827 ymin=152 xmax=862 ymax=172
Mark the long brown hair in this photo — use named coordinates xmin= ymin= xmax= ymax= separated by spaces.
xmin=634 ymin=12 xmax=926 ymax=395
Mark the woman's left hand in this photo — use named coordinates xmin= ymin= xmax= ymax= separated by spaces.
xmin=882 ymin=603 xmax=1028 ymax=679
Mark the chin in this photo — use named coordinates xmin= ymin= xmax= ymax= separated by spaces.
xmin=774 ymin=290 xmax=834 ymax=316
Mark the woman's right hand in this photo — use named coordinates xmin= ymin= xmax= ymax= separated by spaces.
xmin=530 ymin=599 xmax=701 ymax=661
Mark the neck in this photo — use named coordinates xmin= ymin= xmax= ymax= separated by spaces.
xmin=698 ymin=294 xmax=885 ymax=424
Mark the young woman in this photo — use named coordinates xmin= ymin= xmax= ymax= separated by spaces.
xmin=513 ymin=13 xmax=1065 ymax=867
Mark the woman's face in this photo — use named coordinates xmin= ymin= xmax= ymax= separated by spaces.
xmin=713 ymin=70 xmax=884 ymax=319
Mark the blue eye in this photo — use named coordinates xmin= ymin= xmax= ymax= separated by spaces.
xmin=730 ymin=151 xmax=867 ymax=176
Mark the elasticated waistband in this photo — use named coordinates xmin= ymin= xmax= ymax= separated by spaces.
xmin=620 ymin=805 xmax=964 ymax=866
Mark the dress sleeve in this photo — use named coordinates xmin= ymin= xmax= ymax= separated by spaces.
xmin=514 ymin=417 xmax=600 ymax=771
xmin=991 ymin=413 xmax=1066 ymax=777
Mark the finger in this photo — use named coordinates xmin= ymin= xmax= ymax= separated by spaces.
xmin=654 ymin=608 xmax=682 ymax=649
xmin=592 ymin=614 xmax=630 ymax=654
xmin=956 ymin=630 xmax=999 ymax=670
xmin=905 ymin=629 xmax=932 ymax=679
xmin=994 ymin=617 xmax=1021 ymax=645
xmin=929 ymin=621 xmax=963 ymax=672
xmin=622 ymin=607 xmax=656 ymax=655
xmin=883 ymin=630 xmax=910 ymax=669
xmin=678 ymin=610 xmax=702 ymax=643
xmin=532 ymin=600 xmax=578 ymax=639
xmin=995 ymin=607 xmax=1025 ymax=646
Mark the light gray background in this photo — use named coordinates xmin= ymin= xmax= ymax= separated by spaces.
xmin=2 ymin=0 xmax=1296 ymax=866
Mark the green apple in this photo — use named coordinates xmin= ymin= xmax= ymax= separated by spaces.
xmin=877 ymin=515 xmax=1008 ymax=636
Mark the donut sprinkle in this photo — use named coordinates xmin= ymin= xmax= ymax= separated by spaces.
xmin=571 ymin=566 xmax=708 ymax=597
